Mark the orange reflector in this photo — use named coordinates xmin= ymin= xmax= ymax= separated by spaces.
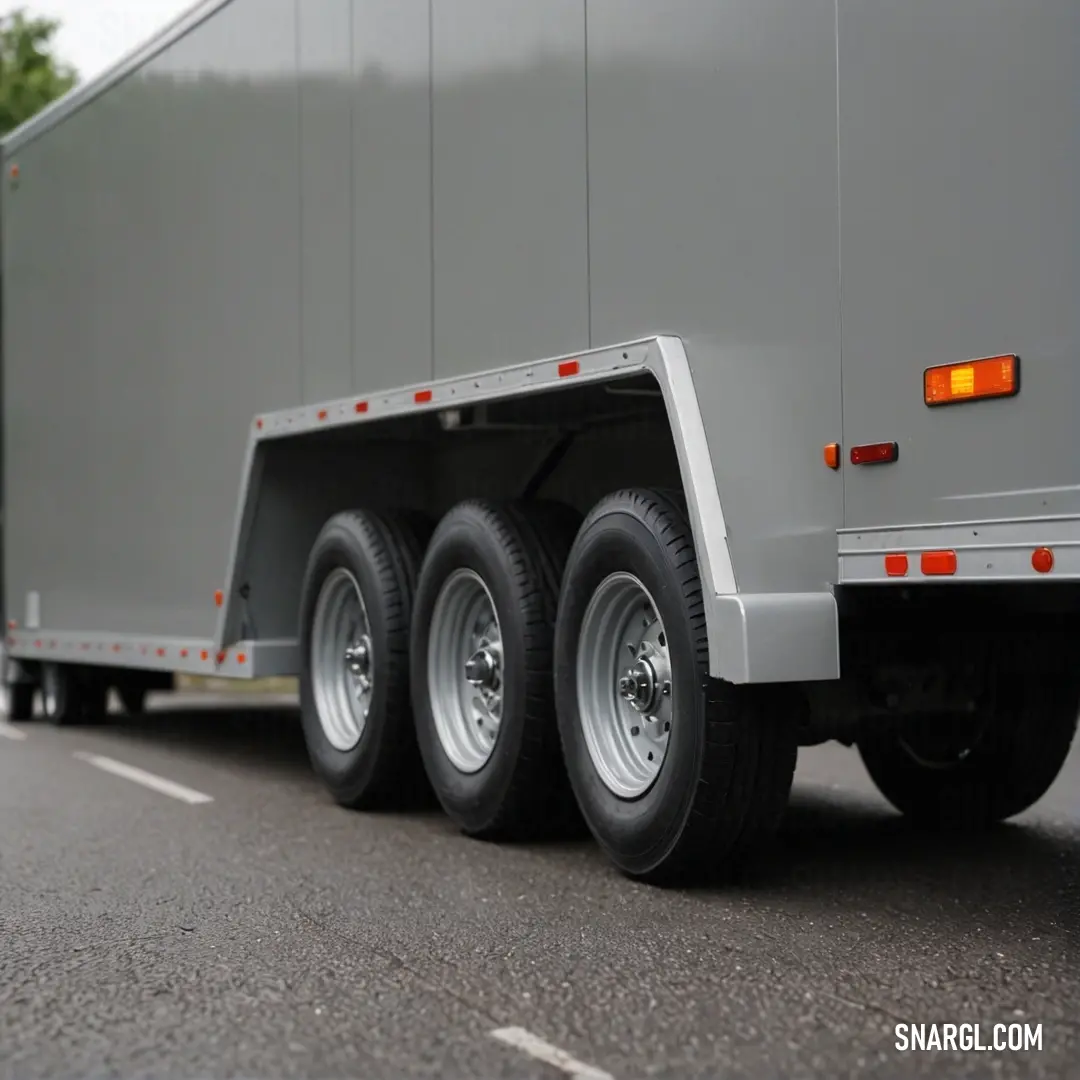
xmin=850 ymin=441 xmax=898 ymax=466
xmin=415 ymin=389 xmax=432 ymax=404
xmin=823 ymin=443 xmax=840 ymax=470
xmin=1032 ymin=547 xmax=1054 ymax=574
xmin=200 ymin=649 xmax=210 ymax=661
xmin=924 ymin=354 xmax=1018 ymax=406
xmin=112 ymin=644 xmax=121 ymax=653
xmin=237 ymin=652 xmax=247 ymax=665
xmin=921 ymin=550 xmax=957 ymax=576
xmin=214 ymin=590 xmax=224 ymax=607
xmin=10 ymin=165 xmax=19 ymax=180
xmin=884 ymin=553 xmax=908 ymax=577
xmin=558 ymin=359 xmax=580 ymax=378
xmin=317 ymin=408 xmax=328 ymax=421
xmin=355 ymin=400 xmax=368 ymax=414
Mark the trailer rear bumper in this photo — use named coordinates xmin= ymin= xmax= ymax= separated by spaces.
xmin=838 ymin=516 xmax=1080 ymax=584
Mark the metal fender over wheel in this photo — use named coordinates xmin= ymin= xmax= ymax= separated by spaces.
xmin=41 ymin=663 xmax=107 ymax=726
xmin=554 ymin=489 xmax=800 ymax=885
xmin=857 ymin=672 xmax=1080 ymax=829
xmin=299 ymin=508 xmax=433 ymax=809
xmin=410 ymin=499 xmax=583 ymax=840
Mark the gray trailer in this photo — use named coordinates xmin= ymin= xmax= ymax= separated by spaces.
xmin=3 ymin=0 xmax=1078 ymax=883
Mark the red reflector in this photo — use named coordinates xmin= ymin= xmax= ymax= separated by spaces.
xmin=884 ymin=553 xmax=908 ymax=577
xmin=850 ymin=441 xmax=898 ymax=465
xmin=1032 ymin=547 xmax=1054 ymax=574
xmin=414 ymin=389 xmax=432 ymax=404
xmin=317 ymin=408 xmax=328 ymax=421
xmin=921 ymin=550 xmax=957 ymax=576
xmin=256 ymin=418 xmax=263 ymax=430
xmin=216 ymin=650 xmax=227 ymax=664
xmin=355 ymin=400 xmax=368 ymax=414
xmin=156 ymin=647 xmax=166 ymax=657
xmin=558 ymin=360 xmax=580 ymax=378
xmin=180 ymin=648 xmax=189 ymax=658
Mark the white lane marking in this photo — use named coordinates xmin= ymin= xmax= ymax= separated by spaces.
xmin=73 ymin=752 xmax=214 ymax=805
xmin=0 ymin=722 xmax=28 ymax=741
xmin=490 ymin=1028 xmax=613 ymax=1080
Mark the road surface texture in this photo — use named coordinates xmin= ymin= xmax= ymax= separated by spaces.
xmin=2 ymin=692 xmax=1077 ymax=1079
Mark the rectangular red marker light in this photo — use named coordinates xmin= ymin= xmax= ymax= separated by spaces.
xmin=414 ymin=389 xmax=432 ymax=404
xmin=921 ymin=550 xmax=957 ymax=576
xmin=558 ymin=360 xmax=580 ymax=378
xmin=850 ymin=441 xmax=898 ymax=465
xmin=884 ymin=553 xmax=909 ymax=577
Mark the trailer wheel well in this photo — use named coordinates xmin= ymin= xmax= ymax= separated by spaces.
xmin=221 ymin=373 xmax=684 ymax=652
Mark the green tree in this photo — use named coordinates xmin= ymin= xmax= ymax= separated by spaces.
xmin=0 ymin=8 xmax=77 ymax=136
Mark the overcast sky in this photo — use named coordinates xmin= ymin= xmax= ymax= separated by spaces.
xmin=1 ymin=0 xmax=193 ymax=79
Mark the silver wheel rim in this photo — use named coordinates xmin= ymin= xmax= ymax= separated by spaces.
xmin=310 ymin=568 xmax=374 ymax=752
xmin=427 ymin=568 xmax=503 ymax=774
xmin=577 ymin=573 xmax=673 ymax=799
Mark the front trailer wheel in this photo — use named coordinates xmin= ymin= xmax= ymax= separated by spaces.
xmin=554 ymin=489 xmax=800 ymax=886
xmin=299 ymin=508 xmax=432 ymax=809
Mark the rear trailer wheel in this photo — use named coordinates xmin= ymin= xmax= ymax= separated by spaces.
xmin=299 ymin=508 xmax=432 ymax=809
xmin=554 ymin=489 xmax=799 ymax=885
xmin=410 ymin=499 xmax=582 ymax=840
xmin=857 ymin=672 xmax=1080 ymax=829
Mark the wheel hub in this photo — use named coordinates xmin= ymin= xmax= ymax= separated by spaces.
xmin=619 ymin=655 xmax=658 ymax=713
xmin=465 ymin=646 xmax=499 ymax=689
xmin=349 ymin=635 xmax=380 ymax=686
xmin=310 ymin=568 xmax=374 ymax=753
xmin=427 ymin=570 xmax=504 ymax=774
xmin=577 ymin=573 xmax=675 ymax=799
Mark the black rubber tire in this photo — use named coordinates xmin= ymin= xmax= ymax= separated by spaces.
xmin=78 ymin=679 xmax=110 ymax=725
xmin=298 ymin=508 xmax=433 ymax=809
xmin=554 ymin=488 xmax=800 ymax=886
xmin=410 ymin=499 xmax=582 ymax=840
xmin=5 ymin=681 xmax=35 ymax=721
xmin=118 ymin=685 xmax=147 ymax=716
xmin=857 ymin=673 xmax=1080 ymax=829
xmin=41 ymin=663 xmax=105 ymax=726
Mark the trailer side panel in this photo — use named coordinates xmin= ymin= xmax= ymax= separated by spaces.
xmin=838 ymin=0 xmax=1080 ymax=531
xmin=586 ymin=0 xmax=843 ymax=596
xmin=431 ymin=0 xmax=589 ymax=380
xmin=4 ymin=0 xmax=303 ymax=637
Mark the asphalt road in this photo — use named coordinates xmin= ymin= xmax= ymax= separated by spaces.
xmin=1 ymin=692 xmax=1077 ymax=1080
